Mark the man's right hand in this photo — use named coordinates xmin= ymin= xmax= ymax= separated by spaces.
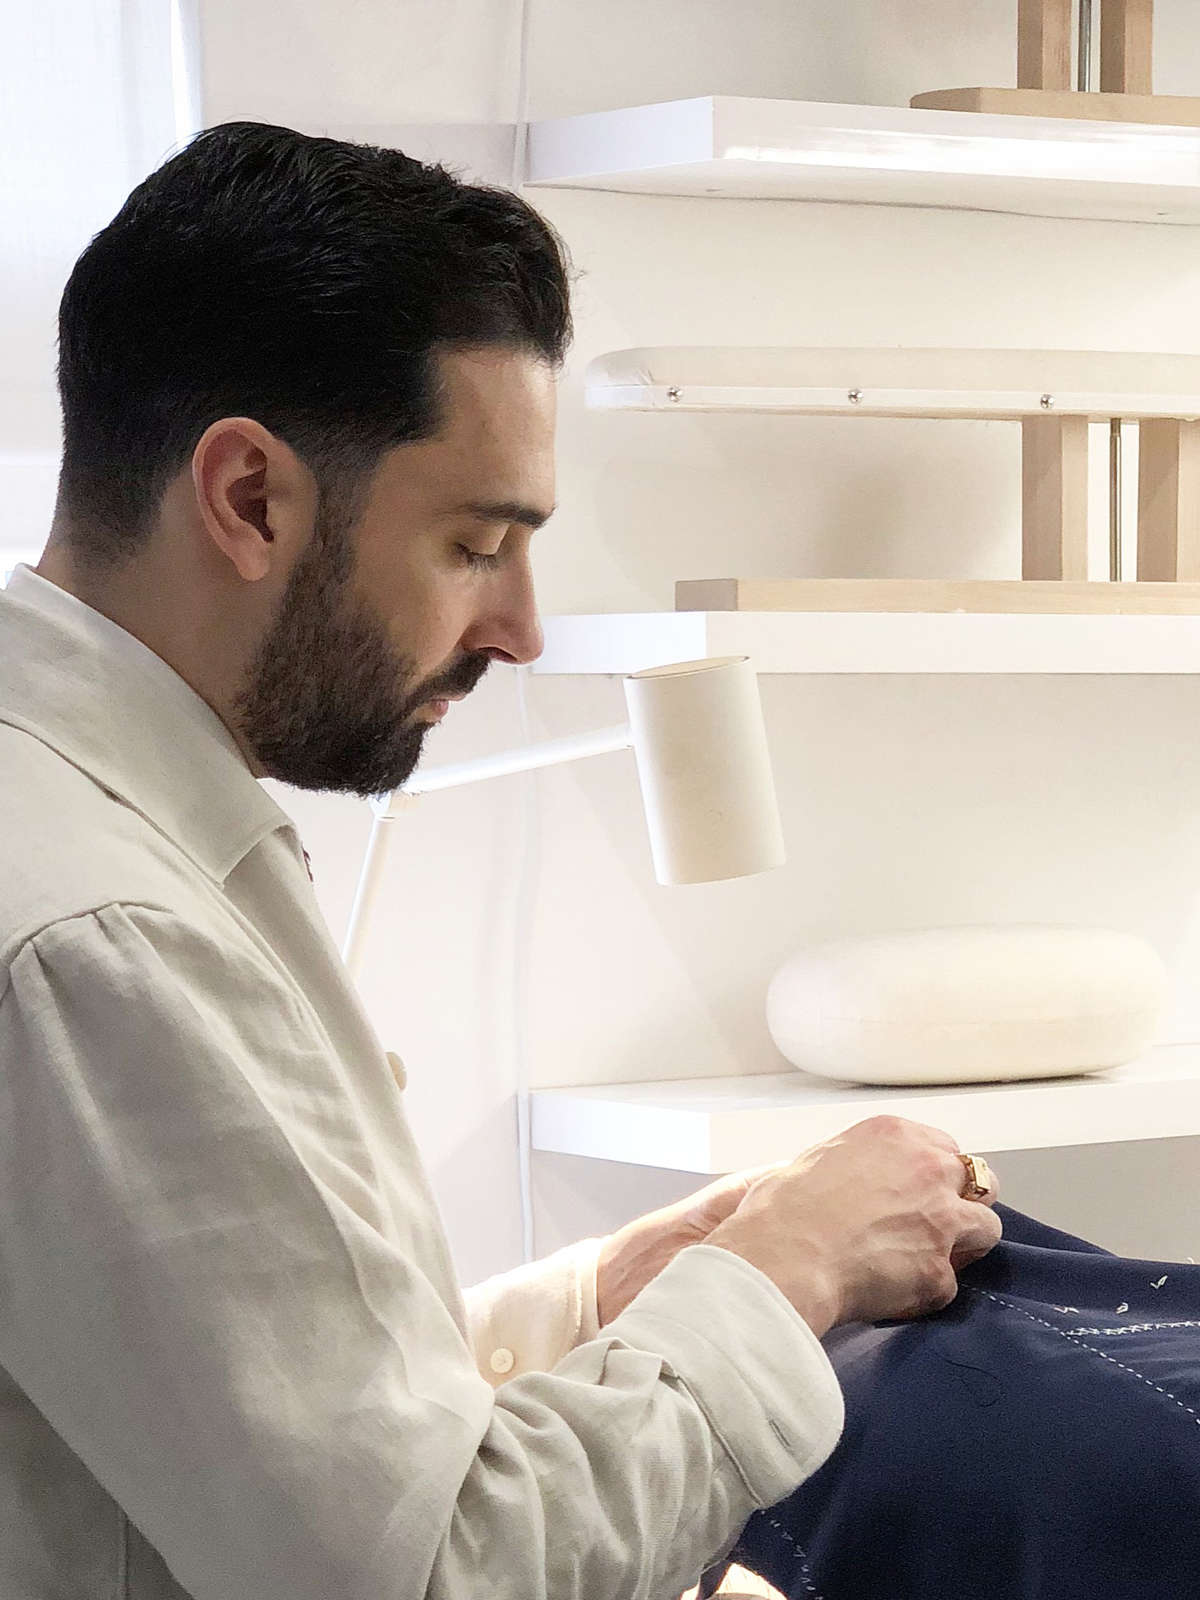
xmin=704 ymin=1115 xmax=1002 ymax=1339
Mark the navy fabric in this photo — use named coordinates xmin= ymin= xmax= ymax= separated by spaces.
xmin=716 ymin=1204 xmax=1200 ymax=1599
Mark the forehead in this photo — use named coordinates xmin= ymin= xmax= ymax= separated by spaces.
xmin=433 ymin=345 xmax=556 ymax=477
xmin=370 ymin=345 xmax=557 ymax=515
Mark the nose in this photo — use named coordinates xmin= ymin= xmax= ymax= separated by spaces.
xmin=461 ymin=555 xmax=544 ymax=667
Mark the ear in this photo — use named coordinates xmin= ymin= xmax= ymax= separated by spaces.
xmin=190 ymin=417 xmax=317 ymax=583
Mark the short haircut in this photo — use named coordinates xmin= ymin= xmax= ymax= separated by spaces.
xmin=56 ymin=121 xmax=573 ymax=567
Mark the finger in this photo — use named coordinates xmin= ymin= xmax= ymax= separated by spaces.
xmin=729 ymin=1161 xmax=790 ymax=1199
xmin=950 ymin=1201 xmax=1004 ymax=1267
xmin=741 ymin=1160 xmax=789 ymax=1183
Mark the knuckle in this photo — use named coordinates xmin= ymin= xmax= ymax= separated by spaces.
xmin=921 ymin=1261 xmax=958 ymax=1311
xmin=862 ymin=1113 xmax=908 ymax=1140
xmin=912 ymin=1148 xmax=953 ymax=1192
xmin=928 ymin=1197 xmax=961 ymax=1247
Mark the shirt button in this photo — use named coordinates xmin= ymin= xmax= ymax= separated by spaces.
xmin=386 ymin=1051 xmax=407 ymax=1091
xmin=489 ymin=1347 xmax=515 ymax=1375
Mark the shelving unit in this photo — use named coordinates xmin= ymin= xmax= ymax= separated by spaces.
xmin=525 ymin=95 xmax=1200 ymax=224
xmin=530 ymin=1044 xmax=1200 ymax=1174
xmin=583 ymin=346 xmax=1200 ymax=419
xmin=533 ymin=606 xmax=1200 ymax=675
xmin=526 ymin=91 xmax=1200 ymax=1185
xmin=583 ymin=344 xmax=1200 ymax=592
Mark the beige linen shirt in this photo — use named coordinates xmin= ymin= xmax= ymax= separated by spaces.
xmin=0 ymin=563 xmax=843 ymax=1600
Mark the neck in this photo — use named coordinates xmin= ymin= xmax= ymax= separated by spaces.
xmin=35 ymin=525 xmax=267 ymax=777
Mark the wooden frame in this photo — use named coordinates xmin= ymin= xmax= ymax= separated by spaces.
xmin=911 ymin=0 xmax=1199 ymax=129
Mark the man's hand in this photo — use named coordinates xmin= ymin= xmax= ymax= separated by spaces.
xmin=706 ymin=1117 xmax=1003 ymax=1336
xmin=597 ymin=1120 xmax=1003 ymax=1336
xmin=596 ymin=1163 xmax=784 ymax=1326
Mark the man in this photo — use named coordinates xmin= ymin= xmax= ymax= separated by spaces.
xmin=0 ymin=122 xmax=1001 ymax=1599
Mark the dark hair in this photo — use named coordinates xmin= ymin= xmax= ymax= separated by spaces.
xmin=55 ymin=121 xmax=573 ymax=566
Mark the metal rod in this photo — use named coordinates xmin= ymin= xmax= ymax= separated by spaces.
xmin=342 ymin=810 xmax=396 ymax=977
xmin=401 ymin=723 xmax=633 ymax=797
xmin=1077 ymin=0 xmax=1095 ymax=92
xmin=1109 ymin=418 xmax=1123 ymax=581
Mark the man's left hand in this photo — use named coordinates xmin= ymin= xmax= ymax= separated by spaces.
xmin=595 ymin=1163 xmax=782 ymax=1326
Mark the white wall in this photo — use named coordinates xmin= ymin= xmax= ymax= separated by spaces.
xmin=196 ymin=0 xmax=1200 ymax=1282
xmin=0 ymin=0 xmax=190 ymax=552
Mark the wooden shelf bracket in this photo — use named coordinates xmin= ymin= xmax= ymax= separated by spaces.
xmin=1022 ymin=415 xmax=1090 ymax=580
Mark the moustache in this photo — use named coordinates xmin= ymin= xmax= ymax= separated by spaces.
xmin=419 ymin=655 xmax=491 ymax=705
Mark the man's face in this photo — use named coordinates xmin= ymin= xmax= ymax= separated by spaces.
xmin=235 ymin=346 xmax=555 ymax=797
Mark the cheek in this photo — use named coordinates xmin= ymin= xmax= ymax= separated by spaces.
xmin=384 ymin=579 xmax=465 ymax=679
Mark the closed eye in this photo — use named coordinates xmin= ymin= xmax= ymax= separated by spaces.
xmin=457 ymin=545 xmax=503 ymax=572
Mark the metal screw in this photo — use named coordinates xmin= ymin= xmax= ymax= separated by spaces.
xmin=848 ymin=388 xmax=863 ymax=404
xmin=666 ymin=386 xmax=681 ymax=402
xmin=1040 ymin=393 xmax=1054 ymax=409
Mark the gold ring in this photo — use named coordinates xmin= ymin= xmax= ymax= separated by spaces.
xmin=957 ymin=1153 xmax=993 ymax=1201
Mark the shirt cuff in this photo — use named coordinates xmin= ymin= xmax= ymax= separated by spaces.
xmin=465 ymin=1236 xmax=605 ymax=1386
xmin=602 ymin=1242 xmax=845 ymax=1508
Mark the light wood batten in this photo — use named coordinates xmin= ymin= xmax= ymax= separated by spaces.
xmin=1022 ymin=415 xmax=1090 ymax=580
xmin=909 ymin=87 xmax=1200 ymax=126
xmin=1101 ymin=0 xmax=1155 ymax=96
xmin=914 ymin=0 xmax=1181 ymax=127
xmin=1138 ymin=418 xmax=1200 ymax=580
xmin=1018 ymin=0 xmax=1074 ymax=91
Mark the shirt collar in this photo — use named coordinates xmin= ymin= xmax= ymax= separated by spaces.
xmin=0 ymin=564 xmax=295 ymax=884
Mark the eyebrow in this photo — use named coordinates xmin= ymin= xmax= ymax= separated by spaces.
xmin=453 ymin=499 xmax=555 ymax=531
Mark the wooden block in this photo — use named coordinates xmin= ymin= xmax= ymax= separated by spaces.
xmin=1101 ymin=0 xmax=1154 ymax=96
xmin=910 ymin=86 xmax=1200 ymax=127
xmin=673 ymin=578 xmax=1200 ymax=615
xmin=1138 ymin=418 xmax=1200 ymax=580
xmin=1022 ymin=415 xmax=1090 ymax=580
xmin=1018 ymin=0 xmax=1074 ymax=91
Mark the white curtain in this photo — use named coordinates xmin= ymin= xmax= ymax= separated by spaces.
xmin=0 ymin=0 xmax=199 ymax=568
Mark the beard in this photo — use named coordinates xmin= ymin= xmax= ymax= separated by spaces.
xmin=234 ymin=499 xmax=489 ymax=799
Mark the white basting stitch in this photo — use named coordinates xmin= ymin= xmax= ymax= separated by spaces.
xmin=762 ymin=1513 xmax=825 ymax=1599
xmin=963 ymin=1286 xmax=1200 ymax=1428
xmin=1063 ymin=1320 xmax=1200 ymax=1337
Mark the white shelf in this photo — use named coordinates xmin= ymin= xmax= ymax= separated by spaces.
xmin=584 ymin=346 xmax=1200 ymax=419
xmin=530 ymin=1045 xmax=1200 ymax=1173
xmin=525 ymin=95 xmax=1200 ymax=225
xmin=532 ymin=609 xmax=1200 ymax=675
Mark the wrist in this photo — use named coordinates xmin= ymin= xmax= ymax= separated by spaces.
xmin=704 ymin=1223 xmax=842 ymax=1340
xmin=596 ymin=1212 xmax=689 ymax=1327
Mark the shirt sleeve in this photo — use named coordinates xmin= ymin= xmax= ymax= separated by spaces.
xmin=465 ymin=1236 xmax=604 ymax=1386
xmin=0 ymin=904 xmax=844 ymax=1600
